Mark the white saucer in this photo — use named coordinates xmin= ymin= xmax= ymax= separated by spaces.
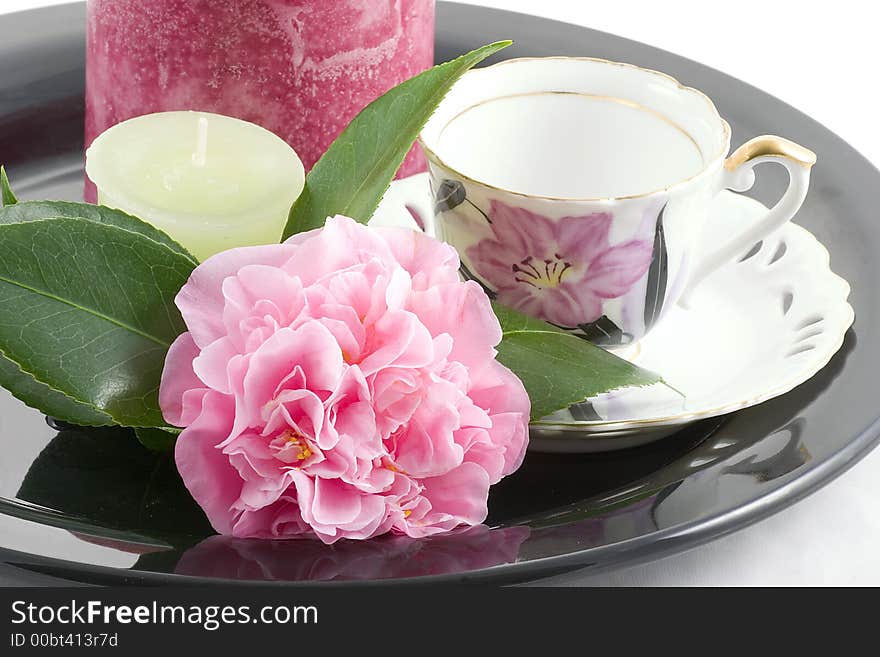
xmin=375 ymin=174 xmax=854 ymax=453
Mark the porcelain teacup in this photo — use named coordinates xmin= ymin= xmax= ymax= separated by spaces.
xmin=417 ymin=57 xmax=816 ymax=346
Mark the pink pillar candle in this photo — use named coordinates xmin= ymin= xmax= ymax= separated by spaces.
xmin=85 ymin=0 xmax=435 ymax=201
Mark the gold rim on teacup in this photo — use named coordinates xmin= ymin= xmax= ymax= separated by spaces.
xmin=418 ymin=55 xmax=734 ymax=202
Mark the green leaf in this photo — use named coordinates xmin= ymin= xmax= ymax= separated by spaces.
xmin=283 ymin=41 xmax=512 ymax=239
xmin=0 ymin=202 xmax=195 ymax=427
xmin=0 ymin=216 xmax=195 ymax=428
xmin=0 ymin=200 xmax=197 ymax=264
xmin=0 ymin=355 xmax=113 ymax=426
xmin=1 ymin=166 xmax=18 ymax=206
xmin=492 ymin=303 xmax=663 ymax=421
xmin=134 ymin=426 xmax=180 ymax=452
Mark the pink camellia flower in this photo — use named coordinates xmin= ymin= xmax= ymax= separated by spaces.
xmin=160 ymin=215 xmax=529 ymax=544
xmin=466 ymin=201 xmax=654 ymax=327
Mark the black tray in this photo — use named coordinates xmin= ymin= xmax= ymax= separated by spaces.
xmin=0 ymin=1 xmax=877 ymax=586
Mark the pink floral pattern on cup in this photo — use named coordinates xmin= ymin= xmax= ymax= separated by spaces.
xmin=466 ymin=201 xmax=654 ymax=327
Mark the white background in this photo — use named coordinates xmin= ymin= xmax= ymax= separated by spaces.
xmin=1 ymin=0 xmax=878 ymax=586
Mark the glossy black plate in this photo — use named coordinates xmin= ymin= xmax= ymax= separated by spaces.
xmin=0 ymin=2 xmax=877 ymax=586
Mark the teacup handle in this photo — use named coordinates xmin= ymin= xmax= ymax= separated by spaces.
xmin=680 ymin=135 xmax=816 ymax=306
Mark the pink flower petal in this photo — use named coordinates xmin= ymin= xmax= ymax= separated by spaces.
xmin=241 ymin=323 xmax=344 ymax=423
xmin=191 ymin=337 xmax=239 ymax=394
xmin=229 ymin=497 xmax=311 ymax=540
xmin=358 ymin=310 xmax=436 ymax=376
xmin=401 ymin=462 xmax=490 ymax=538
xmin=221 ymin=264 xmax=304 ymax=351
xmin=408 ymin=280 xmax=502 ymax=368
xmin=173 ymin=391 xmax=240 ymax=535
xmin=159 ymin=333 xmax=207 ymax=427
xmin=545 ymin=283 xmax=604 ymax=326
xmin=391 ymin=378 xmax=466 ymax=478
xmin=292 ymin=473 xmax=391 ymax=544
xmin=312 ymin=477 xmax=365 ymax=526
xmin=586 ymin=239 xmax=655 ymax=298
xmin=373 ymin=222 xmax=462 ymax=290
xmin=488 ymin=200 xmax=557 ymax=258
xmin=282 ymin=215 xmax=396 ymax=286
xmin=176 ymin=243 xmax=299 ymax=349
xmin=555 ymin=212 xmax=613 ymax=264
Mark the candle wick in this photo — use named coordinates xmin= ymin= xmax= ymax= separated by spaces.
xmin=192 ymin=116 xmax=209 ymax=167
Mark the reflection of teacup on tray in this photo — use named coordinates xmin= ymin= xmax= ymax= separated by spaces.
xmin=419 ymin=57 xmax=815 ymax=346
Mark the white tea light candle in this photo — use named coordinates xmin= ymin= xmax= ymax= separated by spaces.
xmin=85 ymin=111 xmax=305 ymax=261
